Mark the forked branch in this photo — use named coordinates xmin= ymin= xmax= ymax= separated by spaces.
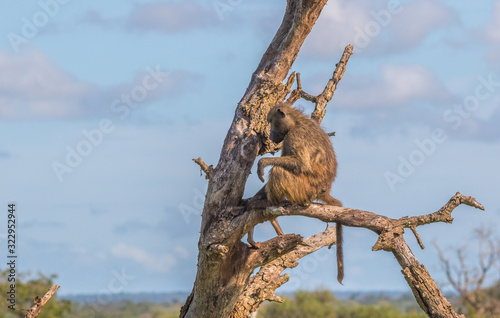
xmin=231 ymin=192 xmax=483 ymax=317
xmin=287 ymin=44 xmax=353 ymax=122
xmin=231 ymin=226 xmax=337 ymax=318
xmin=258 ymin=192 xmax=482 ymax=249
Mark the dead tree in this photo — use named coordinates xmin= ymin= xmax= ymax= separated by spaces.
xmin=434 ymin=227 xmax=500 ymax=317
xmin=180 ymin=1 xmax=485 ymax=317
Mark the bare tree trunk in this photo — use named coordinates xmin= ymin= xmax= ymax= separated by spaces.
xmin=181 ymin=1 xmax=485 ymax=317
xmin=181 ymin=1 xmax=330 ymax=317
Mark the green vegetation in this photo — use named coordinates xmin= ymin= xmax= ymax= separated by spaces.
xmin=2 ymin=267 xmax=496 ymax=317
xmin=64 ymin=291 xmax=427 ymax=318
xmin=0 ymin=270 xmax=71 ymax=318
xmin=67 ymin=301 xmax=180 ymax=318
xmin=258 ymin=289 xmax=426 ymax=318
xmin=449 ymin=281 xmax=500 ymax=318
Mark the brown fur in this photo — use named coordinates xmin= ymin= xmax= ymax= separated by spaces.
xmin=248 ymin=102 xmax=344 ymax=284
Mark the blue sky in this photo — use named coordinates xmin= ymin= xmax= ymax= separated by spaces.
xmin=0 ymin=0 xmax=499 ymax=299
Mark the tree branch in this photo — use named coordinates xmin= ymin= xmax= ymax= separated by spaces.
xmin=184 ymin=0 xmax=481 ymax=315
xmin=311 ymin=44 xmax=353 ymax=122
xmin=247 ymin=233 xmax=304 ymax=269
xmin=184 ymin=1 xmax=332 ymax=316
xmin=286 ymin=44 xmax=353 ymax=121
xmin=433 ymin=226 xmax=500 ymax=316
xmin=229 ymin=193 xmax=483 ymax=271
xmin=226 ymin=191 xmax=482 ymax=318
xmin=231 ymin=226 xmax=337 ymax=317
xmin=192 ymin=157 xmax=213 ymax=180
xmin=24 ymin=284 xmax=60 ymax=318
xmin=261 ymin=192 xmax=483 ymax=251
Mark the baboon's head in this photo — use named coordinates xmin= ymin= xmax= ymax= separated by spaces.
xmin=267 ymin=103 xmax=295 ymax=143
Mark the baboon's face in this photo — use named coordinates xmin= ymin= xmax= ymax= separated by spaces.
xmin=268 ymin=108 xmax=289 ymax=143
xmin=269 ymin=126 xmax=286 ymax=143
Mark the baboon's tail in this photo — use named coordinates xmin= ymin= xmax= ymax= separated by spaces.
xmin=319 ymin=193 xmax=344 ymax=285
xmin=337 ymin=223 xmax=344 ymax=284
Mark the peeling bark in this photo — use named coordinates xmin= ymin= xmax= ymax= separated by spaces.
xmin=230 ymin=226 xmax=338 ymax=318
xmin=228 ymin=193 xmax=482 ymax=317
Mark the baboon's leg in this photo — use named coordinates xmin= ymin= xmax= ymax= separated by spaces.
xmin=245 ymin=185 xmax=269 ymax=249
xmin=270 ymin=218 xmax=284 ymax=236
xmin=247 ymin=228 xmax=260 ymax=248
xmin=243 ymin=186 xmax=268 ymax=210
xmin=257 ymin=157 xmax=306 ymax=182
xmin=253 ymin=186 xmax=267 ymax=200
xmin=319 ymin=192 xmax=342 ymax=207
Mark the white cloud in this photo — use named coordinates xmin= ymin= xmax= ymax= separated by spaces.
xmin=485 ymin=50 xmax=500 ymax=64
xmin=480 ymin=1 xmax=500 ymax=64
xmin=303 ymin=0 xmax=458 ymax=58
xmin=0 ymin=49 xmax=94 ymax=119
xmin=111 ymin=243 xmax=182 ymax=273
xmin=335 ymin=64 xmax=451 ymax=109
xmin=384 ymin=0 xmax=458 ymax=51
xmin=483 ymin=1 xmax=500 ymax=43
xmin=126 ymin=1 xmax=217 ymax=33
xmin=0 ymin=49 xmax=201 ymax=121
xmin=302 ymin=0 xmax=376 ymax=57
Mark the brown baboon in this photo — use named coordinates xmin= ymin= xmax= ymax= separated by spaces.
xmin=247 ymin=102 xmax=344 ymax=284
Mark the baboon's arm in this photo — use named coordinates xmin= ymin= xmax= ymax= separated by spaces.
xmin=257 ymin=156 xmax=309 ymax=182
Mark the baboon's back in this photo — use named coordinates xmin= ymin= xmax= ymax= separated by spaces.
xmin=267 ymin=107 xmax=337 ymax=204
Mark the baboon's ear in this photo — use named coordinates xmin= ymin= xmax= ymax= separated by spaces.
xmin=276 ymin=108 xmax=285 ymax=118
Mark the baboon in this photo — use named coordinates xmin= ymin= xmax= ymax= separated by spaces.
xmin=247 ymin=102 xmax=344 ymax=284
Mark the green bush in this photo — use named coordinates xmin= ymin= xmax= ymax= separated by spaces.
xmin=0 ymin=270 xmax=71 ymax=318
xmin=259 ymin=290 xmax=426 ymax=318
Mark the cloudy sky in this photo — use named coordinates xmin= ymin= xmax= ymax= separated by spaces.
xmin=0 ymin=0 xmax=499 ymax=299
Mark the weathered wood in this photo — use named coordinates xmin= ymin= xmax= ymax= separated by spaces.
xmin=392 ymin=236 xmax=464 ymax=318
xmin=182 ymin=0 xmax=483 ymax=316
xmin=24 ymin=284 xmax=60 ymax=318
xmin=182 ymin=1 xmax=330 ymax=317
xmin=230 ymin=226 xmax=337 ymax=318
xmin=229 ymin=193 xmax=482 ymax=317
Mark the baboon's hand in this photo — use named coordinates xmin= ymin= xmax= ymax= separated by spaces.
xmin=257 ymin=160 xmax=266 ymax=182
